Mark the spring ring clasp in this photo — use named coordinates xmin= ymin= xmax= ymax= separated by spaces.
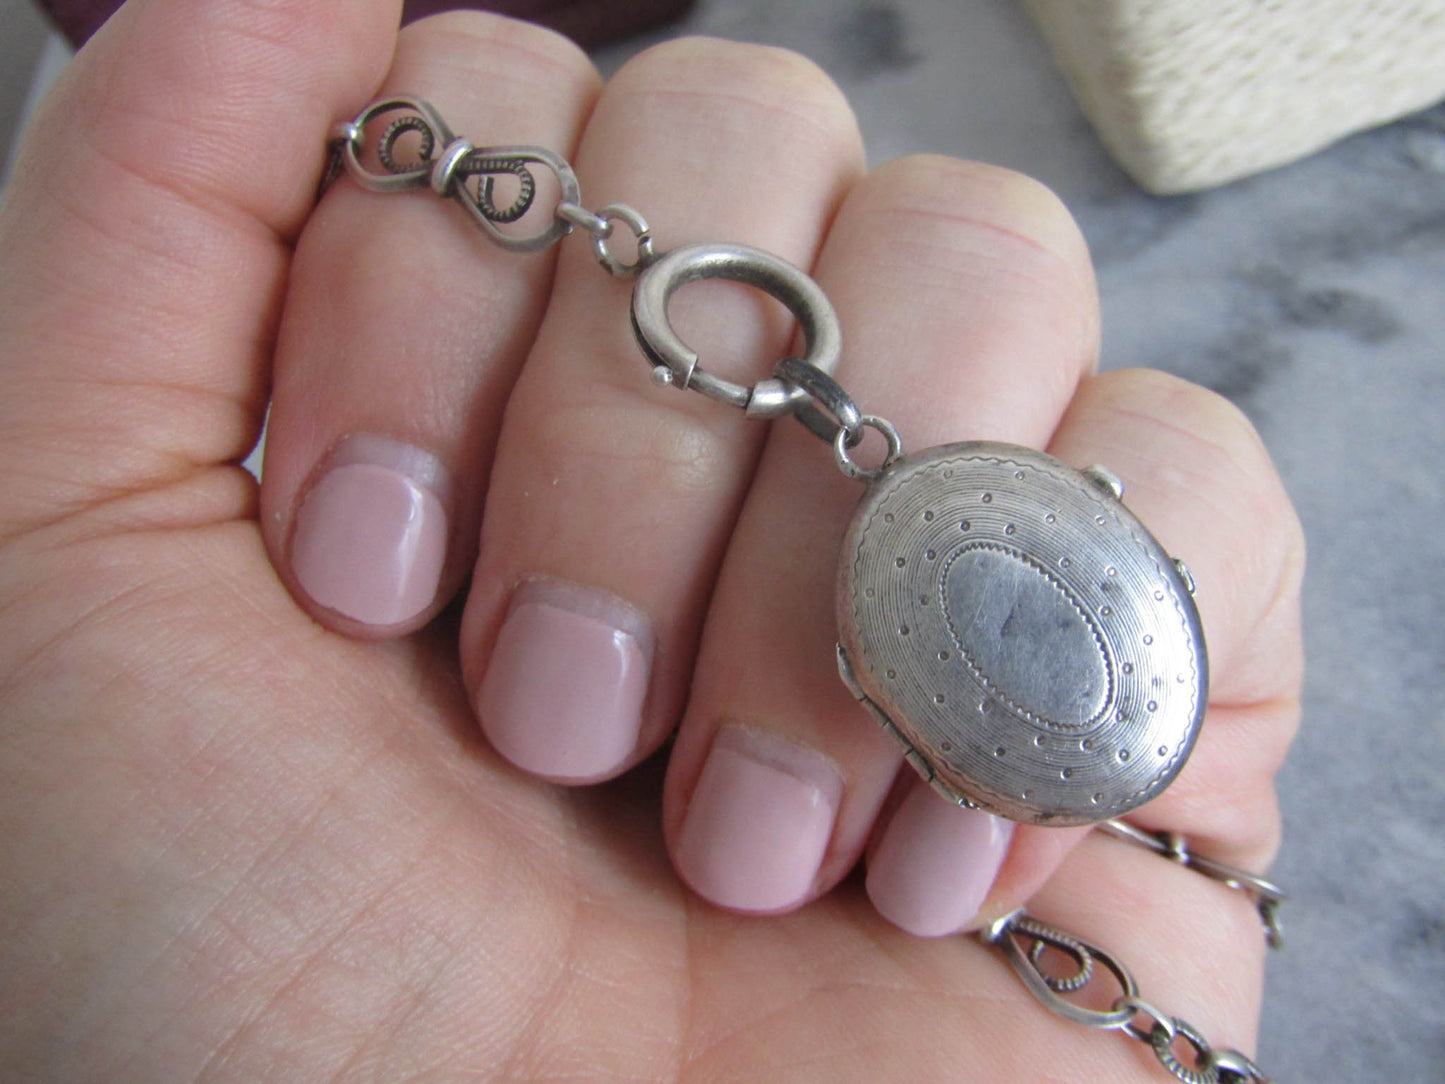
xmin=630 ymin=242 xmax=843 ymax=419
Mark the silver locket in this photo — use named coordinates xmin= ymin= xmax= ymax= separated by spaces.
xmin=835 ymin=443 xmax=1206 ymax=825
xmin=632 ymin=243 xmax=1207 ymax=827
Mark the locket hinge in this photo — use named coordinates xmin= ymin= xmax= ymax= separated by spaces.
xmin=836 ymin=644 xmax=978 ymax=810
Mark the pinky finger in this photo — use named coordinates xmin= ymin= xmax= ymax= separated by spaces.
xmin=1045 ymin=368 xmax=1305 ymax=867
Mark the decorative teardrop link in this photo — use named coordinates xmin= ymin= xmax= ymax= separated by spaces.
xmin=456 ymin=156 xmax=537 ymax=224
xmin=980 ymin=820 xmax=1284 ymax=1083
xmin=985 ymin=911 xmax=1139 ymax=1031
xmin=1023 ymin=922 xmax=1095 ymax=994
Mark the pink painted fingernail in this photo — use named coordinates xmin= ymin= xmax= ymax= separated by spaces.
xmin=476 ymin=579 xmax=652 ymax=783
xmin=674 ymin=725 xmax=842 ymax=913
xmin=866 ymin=781 xmax=1013 ymax=937
xmin=290 ymin=435 xmax=451 ymax=627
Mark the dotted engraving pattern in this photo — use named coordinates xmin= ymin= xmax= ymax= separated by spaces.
xmin=839 ymin=443 xmax=1206 ymax=825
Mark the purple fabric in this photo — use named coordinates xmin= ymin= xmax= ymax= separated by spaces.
xmin=36 ymin=0 xmax=693 ymax=49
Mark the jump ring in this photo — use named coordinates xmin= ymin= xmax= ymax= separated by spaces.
xmin=589 ymin=203 xmax=656 ymax=277
xmin=556 ymin=201 xmax=610 ymax=237
xmin=429 ymin=138 xmax=474 ymax=197
xmin=834 ymin=414 xmax=903 ymax=482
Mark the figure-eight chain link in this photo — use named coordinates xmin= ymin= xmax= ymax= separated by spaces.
xmin=324 ymin=99 xmax=1285 ymax=1083
xmin=323 ymin=97 xmax=902 ymax=481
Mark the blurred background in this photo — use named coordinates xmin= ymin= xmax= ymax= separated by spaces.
xmin=4 ymin=1 xmax=1443 ymax=1080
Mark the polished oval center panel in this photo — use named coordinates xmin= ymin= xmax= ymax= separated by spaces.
xmin=941 ymin=543 xmax=1111 ymax=728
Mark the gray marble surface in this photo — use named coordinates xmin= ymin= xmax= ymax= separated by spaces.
xmin=5 ymin=1 xmax=1443 ymax=1081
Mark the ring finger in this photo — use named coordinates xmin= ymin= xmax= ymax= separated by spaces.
xmin=664 ymin=155 xmax=1102 ymax=915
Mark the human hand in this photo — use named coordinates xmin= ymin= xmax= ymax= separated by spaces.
xmin=0 ymin=0 xmax=1303 ymax=1079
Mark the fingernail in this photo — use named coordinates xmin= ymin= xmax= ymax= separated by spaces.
xmin=476 ymin=579 xmax=652 ymax=782
xmin=290 ymin=435 xmax=451 ymax=627
xmin=866 ymin=782 xmax=1013 ymax=937
xmin=674 ymin=725 xmax=842 ymax=913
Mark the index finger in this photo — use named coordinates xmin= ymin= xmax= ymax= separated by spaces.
xmin=0 ymin=0 xmax=402 ymax=539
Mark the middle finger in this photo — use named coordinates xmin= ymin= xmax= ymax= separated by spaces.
xmin=459 ymin=38 xmax=866 ymax=782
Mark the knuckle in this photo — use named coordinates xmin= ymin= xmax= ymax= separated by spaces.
xmin=1121 ymin=369 xmax=1303 ymax=564
xmin=842 ymin=156 xmax=1099 ymax=383
xmin=399 ymin=9 xmax=599 ymax=94
xmin=1099 ymin=369 xmax=1283 ymax=505
xmin=853 ymin=155 xmax=1094 ymax=293
xmin=611 ymin=36 xmax=860 ymax=148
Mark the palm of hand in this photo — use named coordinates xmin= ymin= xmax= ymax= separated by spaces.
xmin=0 ymin=521 xmax=986 ymax=1078
xmin=2 ymin=509 xmax=1263 ymax=1080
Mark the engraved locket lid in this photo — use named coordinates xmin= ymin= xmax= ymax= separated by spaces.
xmin=837 ymin=441 xmax=1207 ymax=826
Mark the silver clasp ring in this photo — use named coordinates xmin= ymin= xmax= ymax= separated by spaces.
xmin=630 ymin=243 xmax=843 ymax=418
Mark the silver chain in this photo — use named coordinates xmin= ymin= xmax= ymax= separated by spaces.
xmin=984 ymin=821 xmax=1286 ymax=1083
xmin=324 ymin=97 xmax=904 ymax=481
xmin=324 ymin=98 xmax=1286 ymax=1084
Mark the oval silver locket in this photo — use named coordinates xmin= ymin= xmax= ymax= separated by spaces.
xmin=836 ymin=442 xmax=1207 ymax=826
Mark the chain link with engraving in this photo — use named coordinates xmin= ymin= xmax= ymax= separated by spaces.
xmin=324 ymin=98 xmax=1285 ymax=1084
xmin=986 ymin=820 xmax=1286 ymax=1083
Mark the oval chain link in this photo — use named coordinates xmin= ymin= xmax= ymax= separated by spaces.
xmin=556 ymin=201 xmax=658 ymax=277
xmin=1097 ymin=819 xmax=1288 ymax=949
xmin=324 ymin=100 xmax=1284 ymax=1083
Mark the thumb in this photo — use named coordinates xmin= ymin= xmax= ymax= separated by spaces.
xmin=0 ymin=0 xmax=401 ymax=538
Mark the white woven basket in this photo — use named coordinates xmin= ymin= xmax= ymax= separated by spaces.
xmin=1022 ymin=0 xmax=1445 ymax=193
